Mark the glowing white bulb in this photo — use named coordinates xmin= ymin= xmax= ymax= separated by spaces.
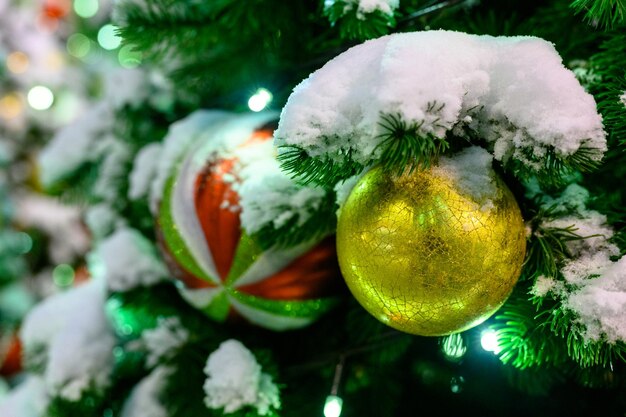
xmin=248 ymin=88 xmax=273 ymax=112
xmin=324 ymin=395 xmax=343 ymax=417
xmin=480 ymin=329 xmax=501 ymax=354
xmin=27 ymin=86 xmax=54 ymax=110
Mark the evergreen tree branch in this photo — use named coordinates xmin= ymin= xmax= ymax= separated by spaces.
xmin=507 ymin=145 xmax=603 ymax=188
xmin=523 ymin=205 xmax=592 ymax=281
xmin=251 ymin=191 xmax=338 ymax=249
xmin=398 ymin=0 xmax=468 ymax=27
xmin=375 ymin=112 xmax=450 ymax=176
xmin=277 ymin=146 xmax=364 ymax=187
xmin=571 ymin=0 xmax=626 ymax=28
xmin=325 ymin=1 xmax=397 ymax=41
xmin=492 ymin=295 xmax=570 ymax=369
xmin=589 ymin=32 xmax=626 ymax=147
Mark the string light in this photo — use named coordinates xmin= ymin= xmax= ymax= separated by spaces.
xmin=440 ymin=333 xmax=467 ymax=361
xmin=97 ymin=24 xmax=122 ymax=50
xmin=480 ymin=329 xmax=501 ymax=354
xmin=27 ymin=86 xmax=54 ymax=110
xmin=323 ymin=356 xmax=345 ymax=417
xmin=248 ymin=88 xmax=273 ymax=112
xmin=324 ymin=395 xmax=343 ymax=417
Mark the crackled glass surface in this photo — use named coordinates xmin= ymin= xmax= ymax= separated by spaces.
xmin=337 ymin=166 xmax=526 ymax=336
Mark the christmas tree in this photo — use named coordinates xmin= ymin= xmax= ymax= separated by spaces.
xmin=1 ymin=0 xmax=626 ymax=416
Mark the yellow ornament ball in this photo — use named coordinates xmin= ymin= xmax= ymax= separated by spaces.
xmin=337 ymin=160 xmax=526 ymax=336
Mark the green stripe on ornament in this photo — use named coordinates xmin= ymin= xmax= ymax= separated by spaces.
xmin=159 ymin=174 xmax=212 ymax=282
xmin=202 ymin=289 xmax=231 ymax=322
xmin=228 ymin=289 xmax=338 ymax=319
xmin=225 ymin=232 xmax=264 ymax=286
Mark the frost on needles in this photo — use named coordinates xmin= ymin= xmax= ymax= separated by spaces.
xmin=275 ymin=30 xmax=606 ymax=185
xmin=530 ymin=184 xmax=626 ymax=344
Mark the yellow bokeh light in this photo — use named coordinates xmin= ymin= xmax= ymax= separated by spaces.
xmin=45 ymin=51 xmax=65 ymax=70
xmin=0 ymin=93 xmax=24 ymax=119
xmin=6 ymin=51 xmax=29 ymax=74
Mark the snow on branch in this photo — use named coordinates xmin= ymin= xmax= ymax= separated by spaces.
xmin=20 ymin=280 xmax=115 ymax=401
xmin=203 ymin=340 xmax=280 ymax=415
xmin=530 ymin=184 xmax=626 ymax=344
xmin=275 ymin=30 xmax=606 ymax=184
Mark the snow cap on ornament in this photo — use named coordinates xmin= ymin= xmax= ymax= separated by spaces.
xmin=153 ymin=111 xmax=340 ymax=331
xmin=275 ymin=30 xmax=606 ymax=184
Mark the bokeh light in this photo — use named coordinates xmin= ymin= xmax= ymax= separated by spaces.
xmin=73 ymin=0 xmax=98 ymax=18
xmin=97 ymin=24 xmax=122 ymax=50
xmin=118 ymin=45 xmax=141 ymax=68
xmin=27 ymin=86 xmax=54 ymax=110
xmin=450 ymin=376 xmax=465 ymax=393
xmin=480 ymin=329 xmax=502 ymax=354
xmin=67 ymin=33 xmax=91 ymax=58
xmin=0 ymin=93 xmax=24 ymax=119
xmin=248 ymin=88 xmax=273 ymax=112
xmin=14 ymin=232 xmax=33 ymax=254
xmin=6 ymin=51 xmax=29 ymax=74
xmin=53 ymin=264 xmax=75 ymax=287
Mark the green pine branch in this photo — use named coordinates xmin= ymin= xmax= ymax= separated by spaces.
xmin=115 ymin=1 xmax=215 ymax=61
xmin=46 ymin=388 xmax=108 ymax=417
xmin=571 ymin=0 xmax=626 ymax=28
xmin=549 ymin=307 xmax=626 ymax=368
xmin=115 ymin=0 xmax=331 ymax=101
xmin=494 ymin=289 xmax=626 ymax=375
xmin=277 ymin=146 xmax=364 ymax=187
xmin=375 ymin=112 xmax=450 ymax=176
xmin=251 ymin=190 xmax=338 ymax=249
xmin=162 ymin=337 xmax=280 ymax=417
xmin=506 ymin=145 xmax=603 ymax=189
xmin=589 ymin=32 xmax=626 ymax=147
xmin=523 ymin=204 xmax=592 ymax=281
xmin=47 ymin=162 xmax=101 ymax=205
xmin=492 ymin=295 xmax=570 ymax=369
xmin=325 ymin=1 xmax=397 ymax=41
xmin=278 ymin=111 xmax=449 ymax=187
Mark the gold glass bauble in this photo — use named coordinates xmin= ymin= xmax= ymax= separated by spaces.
xmin=337 ymin=165 xmax=526 ymax=336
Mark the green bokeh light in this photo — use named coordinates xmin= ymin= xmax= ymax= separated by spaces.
xmin=67 ymin=33 xmax=91 ymax=58
xmin=440 ymin=333 xmax=467 ymax=361
xmin=97 ymin=24 xmax=122 ymax=50
xmin=74 ymin=0 xmax=99 ymax=18
xmin=53 ymin=264 xmax=75 ymax=287
xmin=118 ymin=45 xmax=141 ymax=68
xmin=15 ymin=232 xmax=32 ymax=254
